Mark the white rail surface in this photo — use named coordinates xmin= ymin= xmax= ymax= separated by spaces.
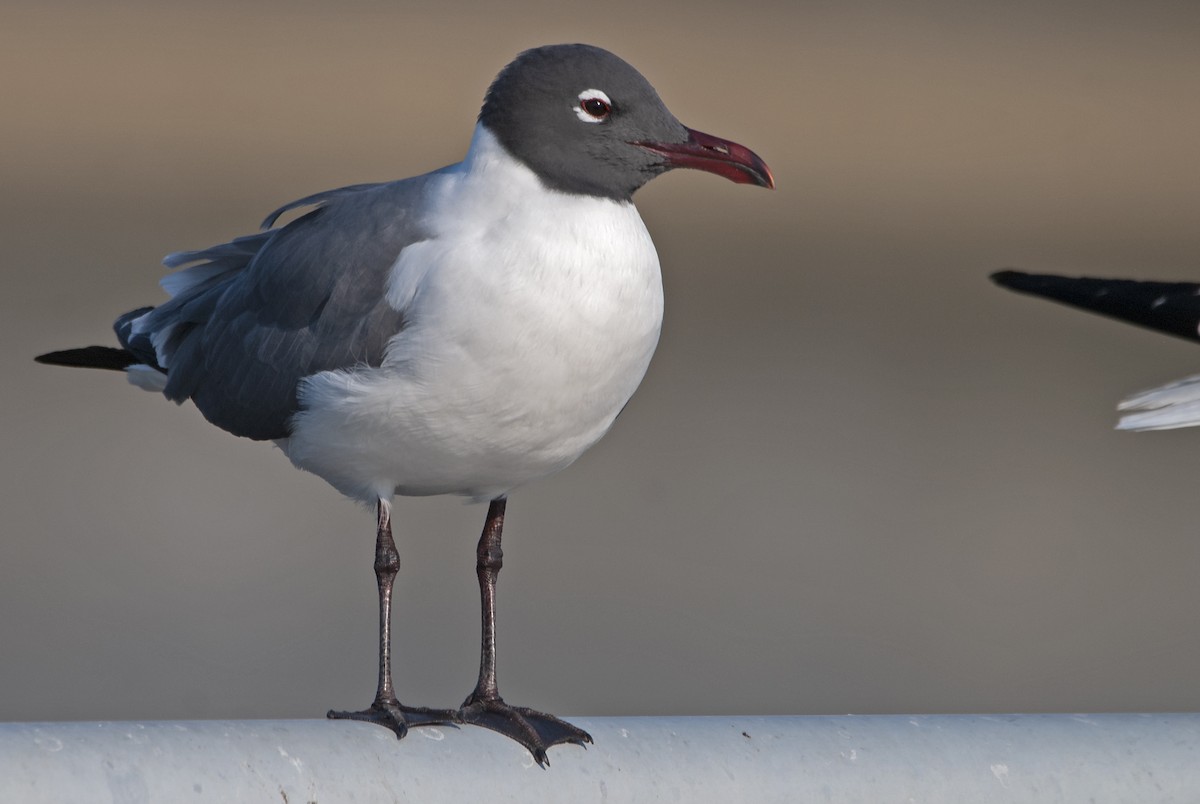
xmin=2 ymin=714 xmax=1199 ymax=802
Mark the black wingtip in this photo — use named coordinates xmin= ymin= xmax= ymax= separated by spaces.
xmin=35 ymin=346 xmax=139 ymax=371
xmin=990 ymin=269 xmax=1029 ymax=288
xmin=989 ymin=268 xmax=1200 ymax=344
xmin=990 ymin=269 xmax=1066 ymax=295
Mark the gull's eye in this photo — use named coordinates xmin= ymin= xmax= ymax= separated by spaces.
xmin=574 ymin=89 xmax=612 ymax=123
xmin=582 ymin=98 xmax=609 ymax=118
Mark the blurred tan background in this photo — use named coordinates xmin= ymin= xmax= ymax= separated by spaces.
xmin=3 ymin=0 xmax=1200 ymax=724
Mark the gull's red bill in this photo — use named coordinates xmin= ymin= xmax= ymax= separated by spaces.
xmin=634 ymin=127 xmax=775 ymax=189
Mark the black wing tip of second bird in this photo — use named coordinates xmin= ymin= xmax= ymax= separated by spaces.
xmin=990 ymin=269 xmax=1024 ymax=285
xmin=35 ymin=345 xmax=140 ymax=371
xmin=989 ymin=268 xmax=1200 ymax=344
xmin=990 ymin=269 xmax=1054 ymax=292
xmin=989 ymin=268 xmax=1103 ymax=302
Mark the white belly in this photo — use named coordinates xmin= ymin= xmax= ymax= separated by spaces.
xmin=281 ymin=131 xmax=664 ymax=503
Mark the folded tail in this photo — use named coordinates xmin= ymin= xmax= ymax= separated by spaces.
xmin=992 ymin=269 xmax=1200 ymax=430
xmin=36 ymin=305 xmax=168 ymax=392
xmin=1115 ymin=374 xmax=1200 ymax=431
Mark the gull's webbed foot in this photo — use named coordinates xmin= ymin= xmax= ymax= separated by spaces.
xmin=457 ymin=693 xmax=592 ymax=766
xmin=328 ymin=699 xmax=457 ymax=739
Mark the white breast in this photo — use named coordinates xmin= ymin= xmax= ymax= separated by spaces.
xmin=283 ymin=126 xmax=665 ymax=503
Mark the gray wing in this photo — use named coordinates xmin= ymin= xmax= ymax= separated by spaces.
xmin=127 ymin=177 xmax=435 ymax=441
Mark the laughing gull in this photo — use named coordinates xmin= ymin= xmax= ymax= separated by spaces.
xmin=993 ymin=270 xmax=1200 ymax=430
xmin=36 ymin=43 xmax=774 ymax=764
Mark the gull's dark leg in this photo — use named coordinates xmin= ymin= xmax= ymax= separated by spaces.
xmin=457 ymin=497 xmax=592 ymax=765
xmin=328 ymin=498 xmax=455 ymax=736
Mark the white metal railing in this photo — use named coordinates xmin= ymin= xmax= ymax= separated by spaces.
xmin=2 ymin=714 xmax=1198 ymax=802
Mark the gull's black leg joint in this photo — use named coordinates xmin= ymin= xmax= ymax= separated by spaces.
xmin=328 ymin=498 xmax=456 ymax=736
xmin=455 ymin=498 xmax=592 ymax=766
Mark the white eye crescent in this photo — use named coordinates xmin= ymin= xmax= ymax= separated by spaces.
xmin=574 ymin=89 xmax=612 ymax=123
